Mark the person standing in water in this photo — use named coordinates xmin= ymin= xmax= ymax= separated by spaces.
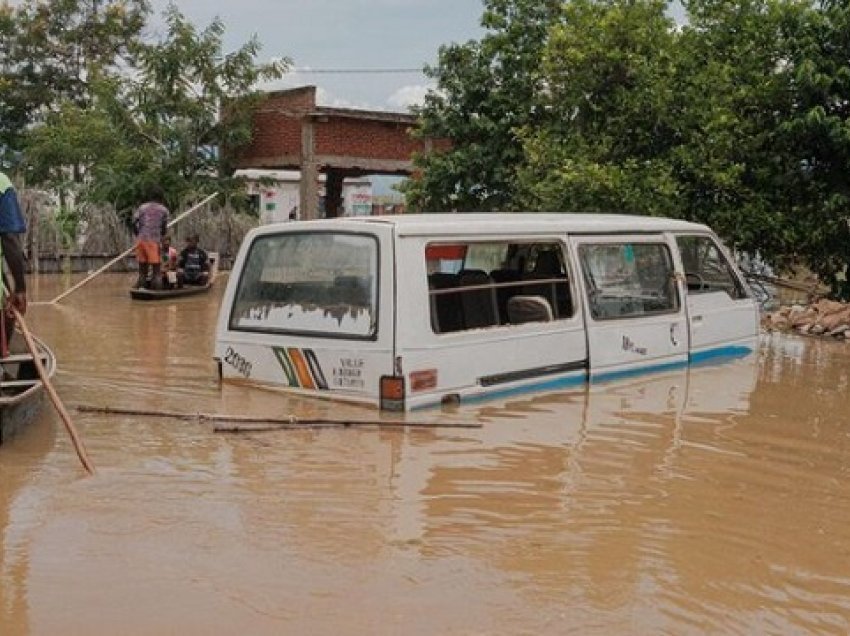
xmin=0 ymin=172 xmax=28 ymax=355
xmin=132 ymin=188 xmax=169 ymax=289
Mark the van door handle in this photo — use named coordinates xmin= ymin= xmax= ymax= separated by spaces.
xmin=670 ymin=322 xmax=680 ymax=346
xmin=692 ymin=315 xmax=703 ymax=324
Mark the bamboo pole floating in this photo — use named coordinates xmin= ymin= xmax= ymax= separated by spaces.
xmin=49 ymin=193 xmax=219 ymax=304
xmin=77 ymin=405 xmax=197 ymax=420
xmin=211 ymin=420 xmax=482 ymax=432
xmin=13 ymin=308 xmax=96 ymax=474
xmin=75 ymin=404 xmax=482 ymax=430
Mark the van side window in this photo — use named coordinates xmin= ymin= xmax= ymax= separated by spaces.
xmin=426 ymin=241 xmax=574 ymax=334
xmin=579 ymin=242 xmax=679 ymax=320
xmin=676 ymin=235 xmax=748 ymax=299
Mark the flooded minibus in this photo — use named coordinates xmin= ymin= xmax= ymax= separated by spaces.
xmin=214 ymin=214 xmax=759 ymax=410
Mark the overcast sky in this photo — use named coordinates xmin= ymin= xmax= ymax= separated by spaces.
xmin=148 ymin=0 xmax=486 ymax=112
xmin=6 ymin=0 xmax=686 ymax=111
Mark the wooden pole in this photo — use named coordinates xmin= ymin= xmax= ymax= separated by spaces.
xmin=12 ymin=307 xmax=96 ymax=475
xmin=77 ymin=405 xmax=196 ymax=420
xmin=75 ymin=404 xmax=482 ymax=430
xmin=212 ymin=420 xmax=482 ymax=432
xmin=49 ymin=193 xmax=218 ymax=304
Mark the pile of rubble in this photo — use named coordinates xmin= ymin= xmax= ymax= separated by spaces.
xmin=762 ymin=299 xmax=850 ymax=338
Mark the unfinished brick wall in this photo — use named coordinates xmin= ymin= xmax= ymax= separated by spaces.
xmin=231 ymin=86 xmax=452 ymax=218
xmin=313 ymin=117 xmax=420 ymax=161
xmin=234 ymin=86 xmax=434 ymax=172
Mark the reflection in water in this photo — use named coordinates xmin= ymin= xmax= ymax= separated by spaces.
xmin=0 ymin=275 xmax=848 ymax=633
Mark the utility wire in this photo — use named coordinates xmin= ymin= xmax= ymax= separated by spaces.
xmin=291 ymin=67 xmax=424 ymax=74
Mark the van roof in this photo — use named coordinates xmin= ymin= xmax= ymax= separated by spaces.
xmin=267 ymin=213 xmax=711 ymax=236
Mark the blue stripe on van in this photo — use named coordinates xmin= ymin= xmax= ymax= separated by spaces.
xmin=690 ymin=345 xmax=754 ymax=364
xmin=468 ymin=372 xmax=588 ymax=404
xmin=591 ymin=359 xmax=688 ymax=384
xmin=410 ymin=371 xmax=588 ymax=410
xmin=592 ymin=345 xmax=755 ymax=383
xmin=412 ymin=344 xmax=755 ymax=410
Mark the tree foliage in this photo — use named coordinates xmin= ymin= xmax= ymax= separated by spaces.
xmin=79 ymin=6 xmax=287 ymax=210
xmin=0 ymin=0 xmax=149 ymax=161
xmin=672 ymin=1 xmax=798 ymax=263
xmin=412 ymin=0 xmax=850 ymax=295
xmin=516 ymin=0 xmax=679 ymax=217
xmin=2 ymin=1 xmax=288 ymax=213
xmin=406 ymin=0 xmax=563 ymax=211
xmin=770 ymin=0 xmax=850 ymax=292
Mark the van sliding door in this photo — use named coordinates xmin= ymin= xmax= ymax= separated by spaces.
xmin=573 ymin=234 xmax=688 ymax=380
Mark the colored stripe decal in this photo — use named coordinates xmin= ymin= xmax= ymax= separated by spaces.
xmin=273 ymin=347 xmax=299 ymax=386
xmin=287 ymin=348 xmax=316 ymax=389
xmin=272 ymin=347 xmax=331 ymax=390
xmin=304 ymin=349 xmax=329 ymax=390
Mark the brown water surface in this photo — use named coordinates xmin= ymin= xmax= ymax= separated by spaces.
xmin=1 ymin=273 xmax=849 ymax=634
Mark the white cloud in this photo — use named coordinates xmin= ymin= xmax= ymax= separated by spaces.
xmin=261 ymin=69 xmax=425 ymax=112
xmin=387 ymin=85 xmax=431 ymax=111
xmin=259 ymin=65 xmax=305 ymax=92
xmin=315 ymin=86 xmax=373 ymax=110
xmin=259 ymin=69 xmax=363 ymax=108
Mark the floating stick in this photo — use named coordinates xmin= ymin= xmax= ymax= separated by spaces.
xmin=75 ymin=404 xmax=482 ymax=430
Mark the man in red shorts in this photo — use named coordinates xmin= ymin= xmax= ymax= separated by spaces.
xmin=132 ymin=188 xmax=169 ymax=289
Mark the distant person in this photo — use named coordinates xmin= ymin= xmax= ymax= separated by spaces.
xmin=133 ymin=188 xmax=169 ymax=289
xmin=0 ymin=172 xmax=27 ymax=354
xmin=177 ymin=234 xmax=210 ymax=287
xmin=160 ymin=235 xmax=178 ymax=289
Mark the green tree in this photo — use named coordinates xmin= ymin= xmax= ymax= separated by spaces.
xmin=23 ymin=4 xmax=289 ymax=212
xmin=671 ymin=0 xmax=797 ymax=261
xmin=768 ymin=0 xmax=850 ymax=294
xmin=0 ymin=0 xmax=149 ymax=163
xmin=515 ymin=0 xmax=679 ymax=217
xmin=406 ymin=0 xmax=563 ymax=211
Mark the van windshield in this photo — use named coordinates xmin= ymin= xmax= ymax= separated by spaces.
xmin=229 ymin=231 xmax=378 ymax=338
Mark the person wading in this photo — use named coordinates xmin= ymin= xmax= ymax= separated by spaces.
xmin=0 ymin=172 xmax=28 ymax=357
xmin=133 ymin=188 xmax=169 ymax=289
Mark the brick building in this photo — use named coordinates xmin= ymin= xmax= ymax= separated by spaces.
xmin=233 ymin=85 xmax=441 ymax=219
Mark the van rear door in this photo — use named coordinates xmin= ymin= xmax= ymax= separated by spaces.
xmin=572 ymin=234 xmax=688 ymax=380
xmin=215 ymin=222 xmax=396 ymax=406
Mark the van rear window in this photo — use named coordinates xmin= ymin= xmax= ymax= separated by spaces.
xmin=229 ymin=232 xmax=378 ymax=338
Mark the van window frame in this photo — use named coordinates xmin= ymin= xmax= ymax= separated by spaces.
xmin=426 ymin=238 xmax=576 ymax=335
xmin=578 ymin=240 xmax=681 ymax=321
xmin=228 ymin=229 xmax=381 ymax=342
xmin=675 ymin=233 xmax=750 ymax=300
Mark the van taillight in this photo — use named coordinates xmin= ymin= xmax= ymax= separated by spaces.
xmin=380 ymin=376 xmax=406 ymax=411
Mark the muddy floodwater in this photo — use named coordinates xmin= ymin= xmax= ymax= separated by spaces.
xmin=1 ymin=273 xmax=850 ymax=634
